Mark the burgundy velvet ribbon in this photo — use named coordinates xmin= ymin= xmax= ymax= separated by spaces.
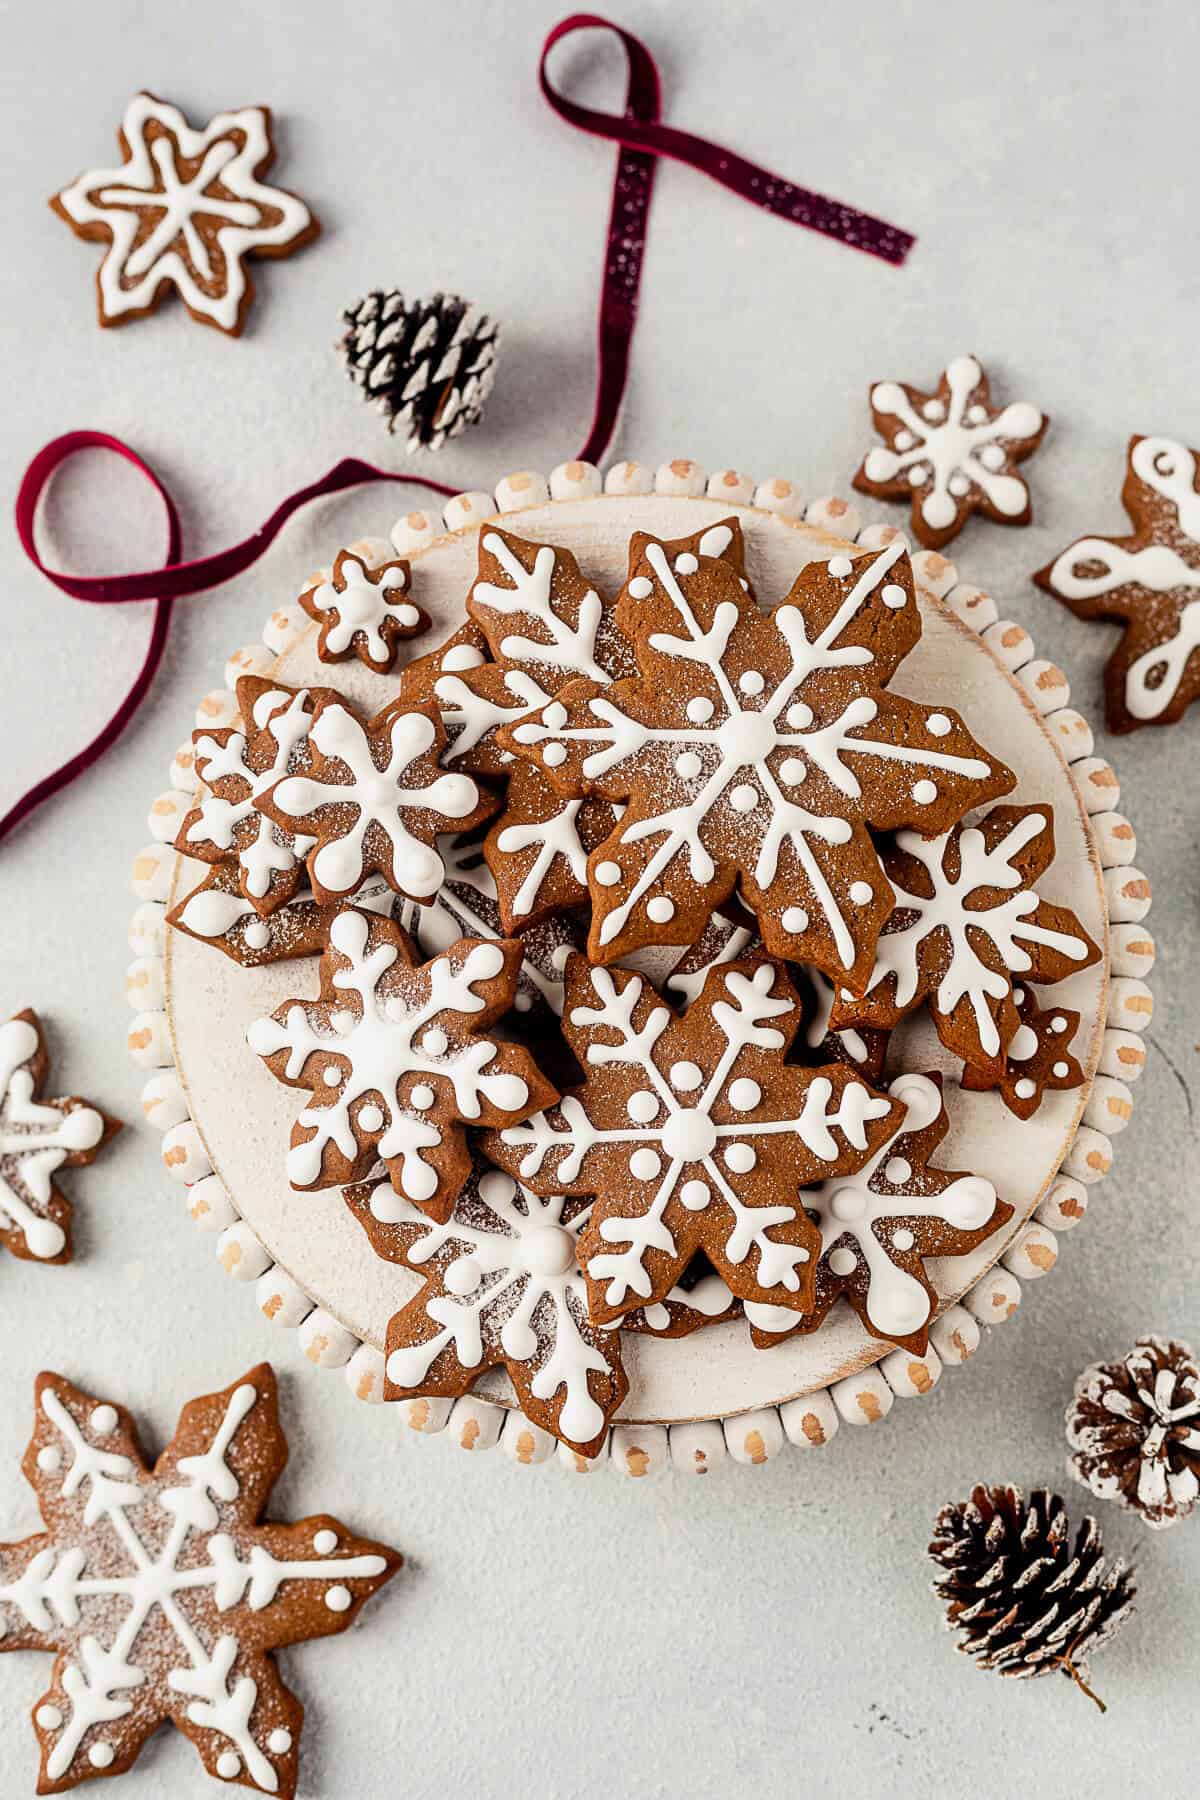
xmin=7 ymin=14 xmax=914 ymax=846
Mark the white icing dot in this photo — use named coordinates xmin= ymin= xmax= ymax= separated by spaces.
xmin=1012 ymin=987 xmax=1026 ymax=1004
xmin=629 ymin=1147 xmax=662 ymax=1181
xmin=409 ymin=1083 xmax=436 ymax=1111
xmin=829 ymin=1247 xmax=858 ymax=1277
xmin=922 ymin=399 xmax=946 ymax=422
xmin=646 ymin=896 xmax=675 ymax=923
xmin=907 ymin=465 xmax=928 ymax=488
xmin=445 ymin=1253 xmax=481 ymax=1295
xmin=674 ymin=751 xmax=702 ymax=780
xmin=594 ymin=860 xmax=621 ymax=886
xmin=849 ymin=881 xmax=873 ymax=905
xmin=89 ymin=1744 xmax=115 ymax=1770
xmin=926 ymin=712 xmax=952 ymax=736
xmin=627 ymin=575 xmax=653 ymax=599
xmin=421 ymin=1028 xmax=448 ymax=1056
xmin=324 ymin=1585 xmax=353 ymax=1612
xmin=729 ymin=783 xmax=759 ymax=813
xmin=778 ymin=757 xmax=806 ymax=785
xmin=1009 ymin=1026 xmax=1038 ymax=1062
xmin=966 ymin=403 xmax=988 ymax=424
xmin=322 ymin=1065 xmax=342 ymax=1087
xmin=670 ymin=1061 xmax=703 ymax=1092
xmin=674 ymin=552 xmax=699 ymax=575
xmin=686 ymin=696 xmax=714 ymax=723
xmin=948 ymin=474 xmax=969 ymax=497
xmin=89 ymin=1406 xmax=118 ymax=1436
xmin=1014 ymin=1078 xmax=1037 ymax=1099
xmin=827 ymin=555 xmax=853 ymax=578
xmin=268 ymin=1729 xmax=294 ymax=1755
xmin=36 ymin=1705 xmax=62 ymax=1730
xmin=217 ymin=1751 xmax=242 ymax=1779
xmin=244 ymin=920 xmax=270 ymax=950
xmin=882 ymin=583 xmax=907 ymax=608
xmin=892 ymin=1228 xmax=915 ymax=1251
xmin=514 ymin=992 xmax=533 ymax=1013
xmin=357 ymin=1104 xmax=385 ymax=1132
xmin=542 ymin=743 xmax=567 ymax=768
xmin=738 ymin=670 xmax=765 ymax=696
xmin=912 ymin=780 xmax=937 ymax=805
xmin=1053 ymin=1061 xmax=1071 ymax=1079
xmin=781 ymin=906 xmax=808 ymax=934
xmin=884 ymin=1157 xmax=911 ymax=1184
xmin=894 ymin=430 xmax=916 ymax=451
xmin=680 ymin=1179 xmax=710 ymax=1210
xmin=727 ymin=1078 xmax=761 ymax=1111
xmin=36 ymin=1446 xmax=61 ymax=1473
xmin=627 ymin=1090 xmax=659 ymax=1124
xmin=313 ymin=1528 xmax=338 ymax=1554
xmin=979 ymin=444 xmax=1005 ymax=470
xmin=786 ymin=702 xmax=813 ymax=732
xmin=724 ymin=1142 xmax=757 ymax=1174
xmin=1051 ymin=1015 xmax=1069 ymax=1033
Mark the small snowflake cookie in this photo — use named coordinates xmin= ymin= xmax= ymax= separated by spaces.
xmin=853 ymin=353 xmax=1048 ymax=550
xmin=1035 ymin=436 xmax=1200 ymax=732
xmin=247 ymin=908 xmax=556 ymax=1217
xmin=0 ymin=1364 xmax=399 ymax=1794
xmin=298 ymin=549 xmax=429 ymax=674
xmin=50 ymin=93 xmax=319 ymax=334
xmin=0 ymin=1011 xmax=120 ymax=1265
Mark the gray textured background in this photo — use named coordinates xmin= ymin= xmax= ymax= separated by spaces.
xmin=1 ymin=1 xmax=1196 ymax=1794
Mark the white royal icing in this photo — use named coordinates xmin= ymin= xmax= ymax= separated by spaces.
xmin=186 ymin=688 xmax=315 ymax=900
xmin=474 ymin=533 xmax=608 ymax=680
xmin=0 ymin=1018 xmax=103 ymax=1260
xmin=309 ymin=556 xmax=420 ymax=663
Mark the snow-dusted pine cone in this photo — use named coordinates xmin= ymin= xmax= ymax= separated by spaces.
xmin=337 ymin=290 xmax=499 ymax=451
xmin=929 ymin=1485 xmax=1135 ymax=1686
xmin=1067 ymin=1336 xmax=1200 ymax=1530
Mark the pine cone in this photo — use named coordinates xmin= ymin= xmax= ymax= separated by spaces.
xmin=1067 ymin=1336 xmax=1200 ymax=1530
xmin=337 ymin=290 xmax=499 ymax=451
xmin=929 ymin=1485 xmax=1135 ymax=1690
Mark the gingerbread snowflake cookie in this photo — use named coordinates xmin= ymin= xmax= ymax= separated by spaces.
xmin=0 ymin=1011 xmax=120 ymax=1265
xmin=853 ymin=354 xmax=1048 ymax=550
xmin=50 ymin=93 xmax=318 ymax=334
xmin=248 ymin=908 xmax=555 ymax=1217
xmin=482 ymin=952 xmax=902 ymax=1326
xmin=346 ymin=1163 xmax=627 ymax=1456
xmin=501 ymin=534 xmax=1013 ymax=987
xmin=831 ymin=804 xmax=1100 ymax=1080
xmin=0 ymin=1365 xmax=398 ymax=1794
xmin=299 ymin=549 xmax=428 ymax=674
xmin=1035 ymin=436 xmax=1200 ymax=732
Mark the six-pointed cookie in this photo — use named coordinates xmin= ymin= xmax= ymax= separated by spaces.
xmin=298 ymin=549 xmax=428 ymax=674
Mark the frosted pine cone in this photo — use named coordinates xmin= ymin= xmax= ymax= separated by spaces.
xmin=1067 ymin=1336 xmax=1200 ymax=1530
xmin=929 ymin=1485 xmax=1135 ymax=1695
xmin=337 ymin=289 xmax=499 ymax=451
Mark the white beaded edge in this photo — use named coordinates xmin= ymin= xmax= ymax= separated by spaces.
xmin=127 ymin=458 xmax=1155 ymax=1477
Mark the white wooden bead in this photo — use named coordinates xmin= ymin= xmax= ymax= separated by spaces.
xmin=880 ymin=1344 xmax=943 ymax=1398
xmin=1044 ymin=707 xmax=1094 ymax=762
xmin=779 ymin=1390 xmax=840 ymax=1448
xmin=194 ymin=688 xmax=239 ymax=731
xmin=928 ymin=1306 xmax=981 ymax=1365
xmin=753 ymin=476 xmax=805 ymax=517
xmin=1084 ymin=1075 xmax=1134 ymax=1135
xmin=832 ymin=1366 xmax=894 ymax=1425
xmin=706 ymin=468 xmax=755 ymax=505
xmin=1108 ymin=977 xmax=1154 ymax=1033
xmin=1104 ymin=863 xmax=1151 ymax=921
xmin=654 ymin=459 xmax=706 ymax=498
xmin=1099 ymin=1028 xmax=1147 ymax=1083
xmin=909 ymin=549 xmax=958 ymax=599
xmin=668 ymin=1420 xmax=727 ymax=1473
xmin=1065 ymin=1126 xmax=1114 ymax=1186
xmin=261 ymin=601 xmax=308 ymax=655
xmin=161 ymin=1120 xmax=211 ymax=1184
xmin=255 ymin=1265 xmax=313 ymax=1329
xmin=392 ymin=1392 xmax=450 ymax=1433
xmin=854 ymin=521 xmax=909 ymax=552
xmin=443 ymin=490 xmax=495 ymax=532
xmin=296 ymin=1309 xmax=357 ymax=1369
xmin=1016 ymin=659 xmax=1070 ymax=713
xmin=937 ymin=581 xmax=997 ymax=632
xmin=805 ymin=494 xmax=862 ymax=539
xmin=1036 ymin=1177 xmax=1089 ymax=1232
xmin=1109 ymin=923 xmax=1156 ymax=982
xmin=604 ymin=460 xmax=655 ymax=496
xmin=557 ymin=1439 xmax=606 ymax=1474
xmin=224 ymin=643 xmax=274 ymax=689
xmin=610 ymin=1423 xmax=669 ymax=1477
xmin=147 ymin=789 xmax=188 ymax=842
xmin=128 ymin=901 xmax=166 ymax=959
xmin=127 ymin=1010 xmax=172 ymax=1068
xmin=446 ymin=1395 xmax=504 ymax=1453
xmin=345 ymin=1344 xmax=387 ymax=1404
xmin=139 ymin=1071 xmax=187 ymax=1133
xmin=982 ymin=619 xmax=1034 ymax=671
xmin=498 ymin=1410 xmax=555 ymax=1464
xmin=130 ymin=842 xmax=174 ymax=902
xmin=1003 ymin=1222 xmax=1059 ymax=1281
xmin=186 ymin=1174 xmax=237 ymax=1233
xmin=216 ymin=1223 xmax=271 ymax=1282
xmin=549 ymin=460 xmax=602 ymax=501
xmin=1072 ymin=756 xmax=1120 ymax=812
xmin=1095 ymin=816 xmax=1138 ymax=869
xmin=169 ymin=741 xmax=199 ymax=792
xmin=389 ymin=509 xmax=439 ymax=555
xmin=125 ymin=957 xmax=164 ymax=1013
xmin=964 ymin=1266 xmax=1022 ymax=1324
xmin=724 ymin=1408 xmax=785 ymax=1465
xmin=494 ymin=470 xmax=550 ymax=512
